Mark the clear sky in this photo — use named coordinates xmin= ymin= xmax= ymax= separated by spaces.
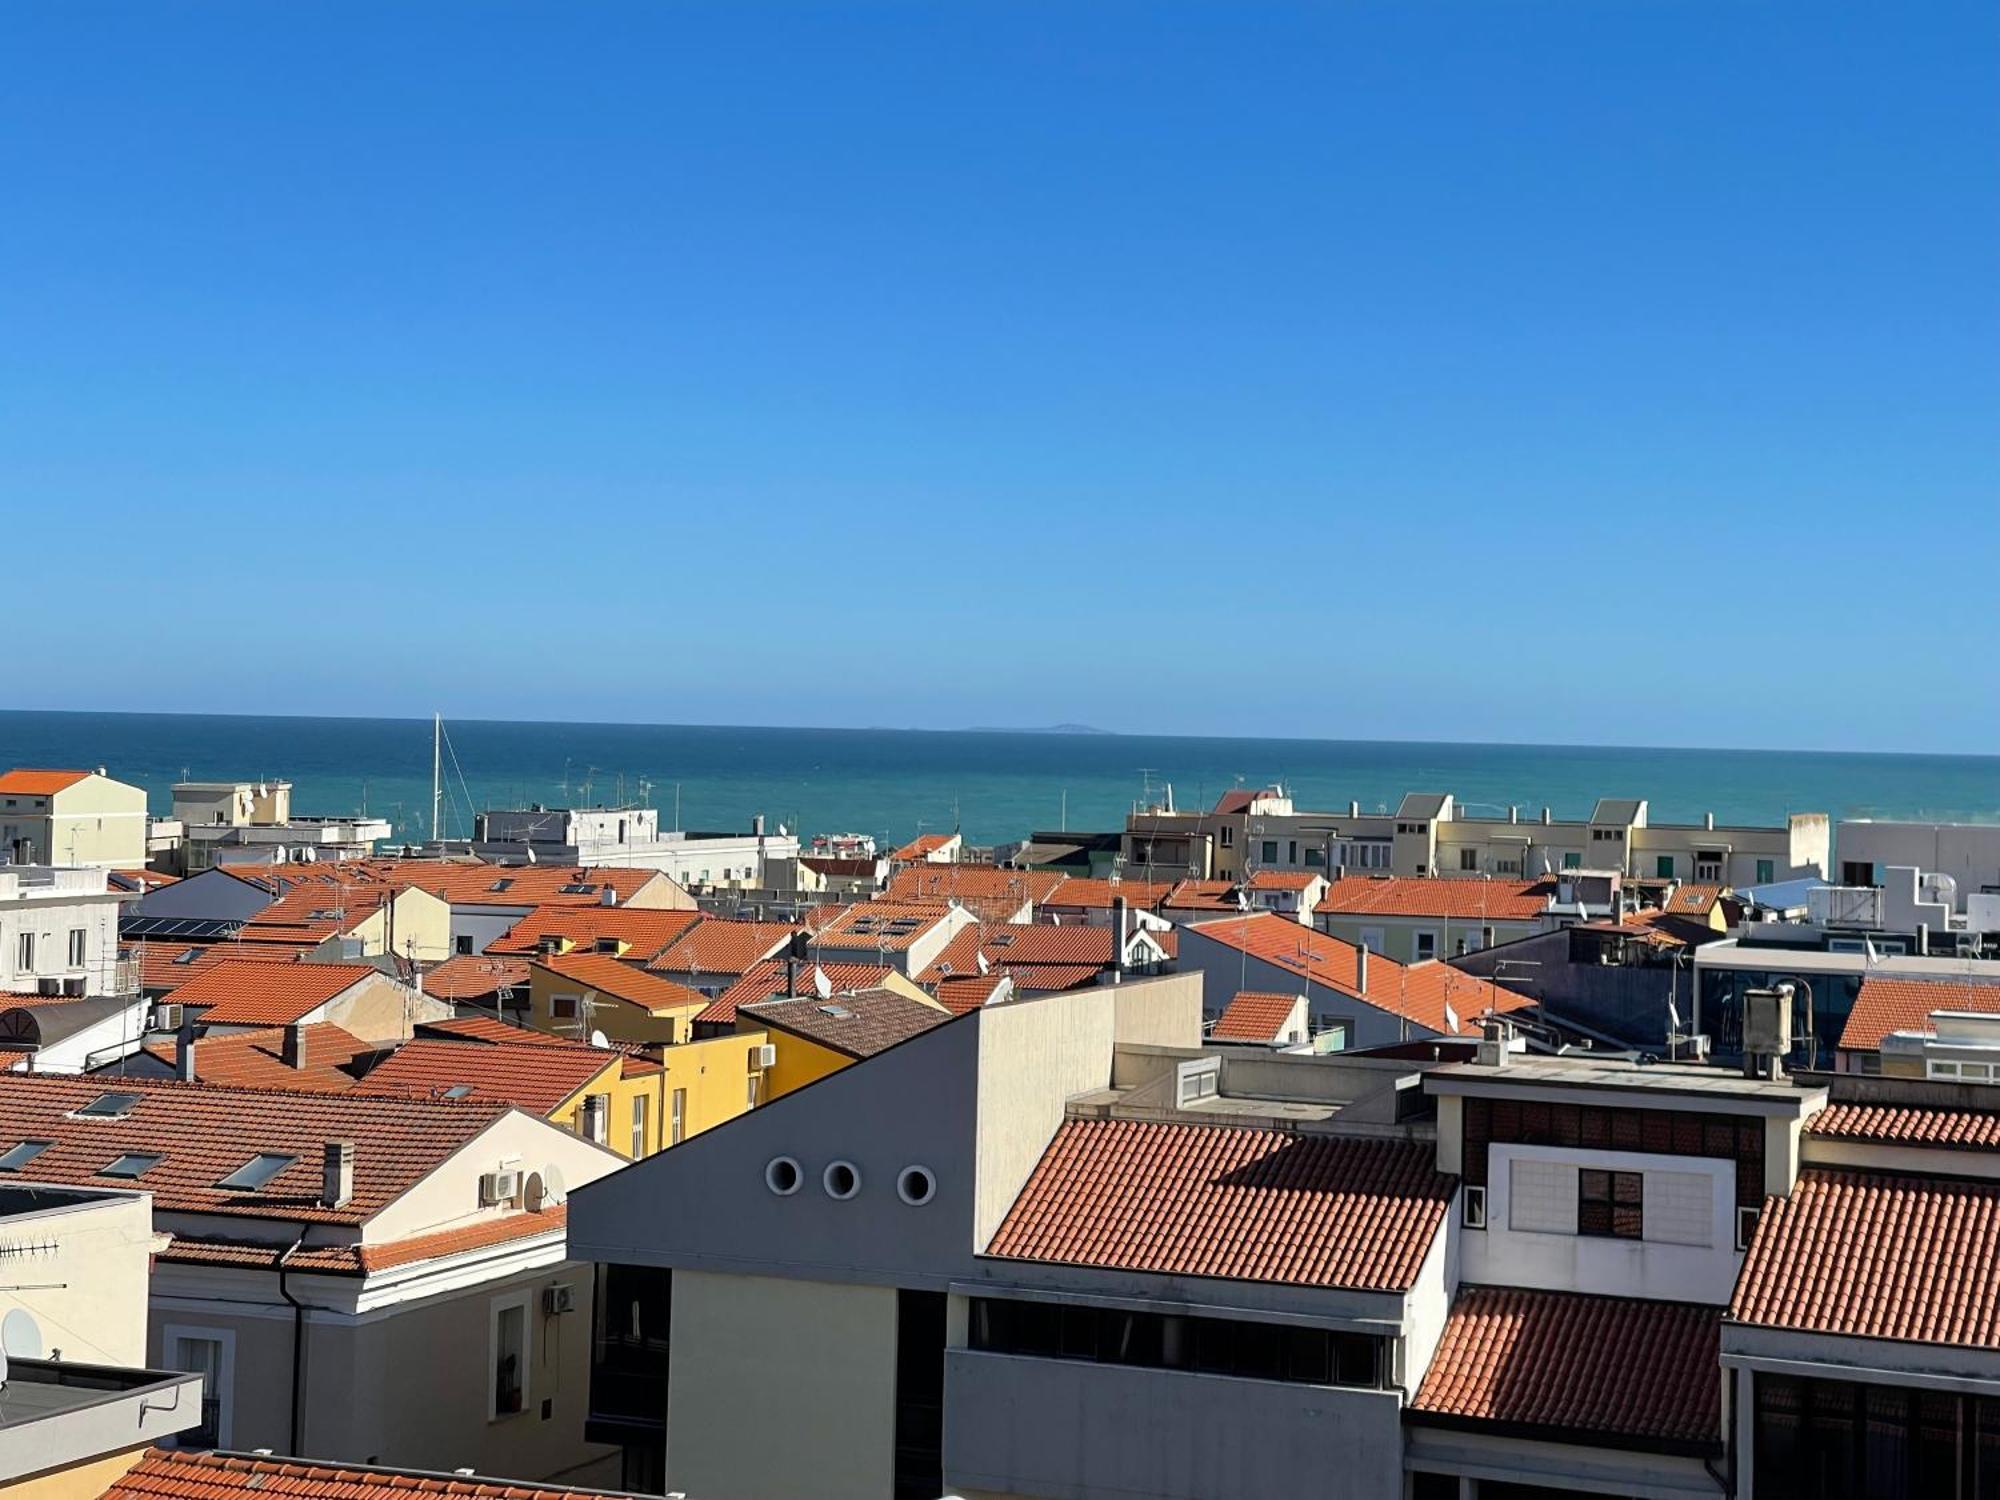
xmin=5 ymin=3 xmax=1996 ymax=752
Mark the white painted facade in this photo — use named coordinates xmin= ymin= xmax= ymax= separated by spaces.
xmin=0 ymin=865 xmax=129 ymax=998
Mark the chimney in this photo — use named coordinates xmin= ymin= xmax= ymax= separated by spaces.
xmin=176 ymin=1014 xmax=197 ymax=1083
xmin=1476 ymin=1018 xmax=1511 ymax=1068
xmin=1509 ymin=806 xmax=1519 ymax=824
xmin=1704 ymin=812 xmax=1716 ymax=831
xmin=322 ymin=1141 xmax=354 ymax=1209
xmin=753 ymin=814 xmax=766 ymax=838
xmin=600 ymin=885 xmax=617 ymax=907
xmin=1348 ymin=800 xmax=1360 ymax=818
xmin=1541 ymin=807 xmax=1552 ymax=825
xmin=1111 ymin=896 xmax=1129 ymax=984
xmin=1354 ymin=944 xmax=1368 ymax=995
xmin=283 ymin=1023 xmax=308 ymax=1072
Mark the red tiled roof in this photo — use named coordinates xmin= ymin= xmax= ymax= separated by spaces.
xmin=0 ymin=1073 xmax=507 ymax=1225
xmin=1212 ymin=991 xmax=1302 ymax=1043
xmin=484 ymin=905 xmax=704 ymax=959
xmin=885 ymin=865 xmax=1065 ymax=915
xmin=1162 ymin=879 xmax=1241 ymax=913
xmin=1664 ymin=883 xmax=1725 ymax=915
xmin=916 ymin=924 xmax=1129 ymax=984
xmin=1807 ymin=1101 xmax=2000 ymax=1151
xmin=1314 ymin=876 xmax=1554 ymax=921
xmin=112 ymin=868 xmax=180 ymax=890
xmin=140 ymin=1024 xmax=375 ymax=1091
xmin=1004 ymin=964 xmax=1103 ymax=993
xmin=1042 ymin=877 xmax=1176 ymax=911
xmin=129 ymin=939 xmax=308 ymax=993
xmin=357 ymin=1039 xmax=616 ymax=1114
xmin=1246 ymin=870 xmax=1322 ymax=891
xmin=536 ymin=953 xmax=707 ymax=1013
xmin=423 ymin=954 xmax=531 ymax=1001
xmin=987 ymin=1119 xmax=1451 ymax=1291
xmin=701 ymin=959 xmax=896 ymax=1025
xmin=242 ymin=859 xmax=675 ymax=910
xmin=0 ymin=768 xmax=92 ymax=795
xmin=1730 ymin=1169 xmax=2000 ymax=1347
xmin=809 ymin=902 xmax=959 ymax=953
xmin=164 ymin=960 xmax=381 ymax=1026
xmin=1838 ymin=977 xmax=2000 ymax=1052
xmin=1186 ymin=913 xmax=1527 ymax=1036
xmin=892 ymin=833 xmax=956 ymax=861
xmin=1413 ymin=1287 xmax=1721 ymax=1447
xmin=417 ymin=1015 xmax=573 ymax=1046
xmin=934 ymin=973 xmax=1008 ymax=1015
xmin=648 ymin=920 xmax=799 ymax=978
xmin=105 ymin=1447 xmax=624 ymax=1500
xmin=743 ymin=989 xmax=950 ymax=1059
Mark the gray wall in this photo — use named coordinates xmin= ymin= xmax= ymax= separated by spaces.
xmin=1451 ymin=930 xmax=1686 ymax=1048
xmin=132 ymin=867 xmax=275 ymax=923
xmin=943 ymin=1349 xmax=1404 ymax=1500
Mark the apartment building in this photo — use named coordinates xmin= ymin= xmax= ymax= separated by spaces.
xmin=169 ymin=779 xmax=392 ymax=873
xmin=159 ymin=959 xmax=449 ymax=1044
xmin=0 ymin=864 xmax=130 ymax=998
xmin=737 ymin=988 xmax=950 ymax=1100
xmin=1125 ymin=786 xmax=1829 ymax=889
xmin=0 ymin=1073 xmax=624 ymax=1483
xmin=0 ymin=767 xmax=149 ymax=869
xmin=803 ymin=902 xmax=977 ymax=979
xmin=1314 ymin=875 xmax=1557 ymax=962
xmin=1833 ymin=816 xmax=2000 ymax=907
xmin=462 ymin=808 xmax=800 ymax=892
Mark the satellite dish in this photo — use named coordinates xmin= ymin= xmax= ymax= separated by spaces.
xmin=2 ymin=1308 xmax=43 ymax=1362
xmin=525 ymin=1162 xmax=567 ymax=1211
xmin=589 ymin=1029 xmax=610 ymax=1050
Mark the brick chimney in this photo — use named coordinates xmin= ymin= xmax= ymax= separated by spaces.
xmin=322 ymin=1141 xmax=354 ymax=1209
xmin=283 ymin=1023 xmax=308 ymax=1071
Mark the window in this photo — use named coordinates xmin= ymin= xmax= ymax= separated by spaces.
xmin=166 ymin=1328 xmax=232 ymax=1449
xmin=1696 ymin=850 xmax=1725 ymax=880
xmin=1656 ymin=856 xmax=1676 ymax=878
xmin=0 ymin=1140 xmax=52 ymax=1171
xmin=102 ymin=1153 xmax=162 ymax=1179
xmin=455 ymin=935 xmax=474 ymax=955
xmin=1757 ymin=859 xmax=1776 ymax=885
xmin=1260 ymin=841 xmax=1278 ymax=864
xmin=552 ymin=995 xmax=580 ymax=1020
xmin=1287 ymin=841 xmax=1298 ymax=864
xmin=1462 ymin=1185 xmax=1487 ymax=1228
xmin=1218 ymin=826 xmax=1233 ymax=848
xmin=491 ymin=1296 xmax=529 ymax=1418
xmin=1359 ymin=927 xmax=1386 ymax=955
xmin=16 ymin=932 xmax=32 ymax=973
xmin=630 ymin=1095 xmax=648 ymax=1159
xmin=746 ymin=1071 xmax=760 ymax=1109
xmin=670 ymin=1088 xmax=686 ymax=1145
xmin=1303 ymin=847 xmax=1324 ymax=867
xmin=67 ymin=928 xmax=86 ymax=967
xmin=76 ymin=1092 xmax=142 ymax=1118
xmin=1562 ymin=852 xmax=1583 ymax=869
xmin=969 ymin=1297 xmax=1382 ymax=1391
xmin=1578 ymin=1168 xmax=1643 ymax=1238
xmin=1413 ymin=930 xmax=1438 ymax=961
xmin=217 ymin=1153 xmax=297 ymax=1191
xmin=1460 ymin=848 xmax=1479 ymax=872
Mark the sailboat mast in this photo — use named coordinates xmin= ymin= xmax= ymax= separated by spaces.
xmin=432 ymin=713 xmax=443 ymax=846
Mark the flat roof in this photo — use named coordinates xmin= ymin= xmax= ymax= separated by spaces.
xmin=1427 ymin=1055 xmax=1821 ymax=1111
xmin=0 ymin=1358 xmax=200 ymax=1430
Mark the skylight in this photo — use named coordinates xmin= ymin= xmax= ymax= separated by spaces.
xmin=217 ymin=1153 xmax=297 ymax=1191
xmin=74 ymin=1092 xmax=142 ymax=1119
xmin=100 ymin=1153 xmax=162 ymax=1179
xmin=0 ymin=1140 xmax=53 ymax=1172
xmin=442 ymin=1084 xmax=474 ymax=1100
xmin=489 ymin=878 xmax=515 ymax=892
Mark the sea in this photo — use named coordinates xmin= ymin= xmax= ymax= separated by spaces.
xmin=3 ymin=710 xmax=1997 ymax=851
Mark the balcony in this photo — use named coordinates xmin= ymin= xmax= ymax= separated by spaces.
xmin=942 ymin=1348 xmax=1403 ymax=1500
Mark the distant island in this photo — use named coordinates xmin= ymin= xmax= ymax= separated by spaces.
xmin=963 ymin=723 xmax=1112 ymax=735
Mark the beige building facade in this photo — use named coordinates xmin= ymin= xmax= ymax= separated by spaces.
xmin=0 ymin=769 xmax=149 ymax=870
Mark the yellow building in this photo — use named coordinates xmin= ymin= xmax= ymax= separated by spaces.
xmin=735 ymin=987 xmax=951 ymax=1100
xmin=529 ymin=951 xmax=712 ymax=1046
xmin=0 ymin=767 xmax=149 ymax=869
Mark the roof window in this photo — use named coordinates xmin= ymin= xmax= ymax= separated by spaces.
xmin=217 ymin=1152 xmax=297 ymax=1191
xmin=74 ymin=1092 xmax=142 ymax=1119
xmin=0 ymin=1140 xmax=52 ymax=1171
xmin=101 ymin=1152 xmax=162 ymax=1179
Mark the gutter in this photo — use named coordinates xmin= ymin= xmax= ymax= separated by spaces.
xmin=276 ymin=1226 xmax=311 ymax=1454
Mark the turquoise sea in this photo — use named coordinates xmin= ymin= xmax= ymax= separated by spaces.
xmin=2 ymin=710 xmax=1996 ymax=850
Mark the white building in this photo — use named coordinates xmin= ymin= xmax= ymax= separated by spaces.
xmin=461 ymin=808 xmax=800 ymax=891
xmin=172 ymin=779 xmax=392 ymax=872
xmin=0 ymin=864 xmax=130 ymax=998
xmin=0 ymin=767 xmax=149 ymax=869
xmin=1835 ymin=817 xmax=2000 ymax=910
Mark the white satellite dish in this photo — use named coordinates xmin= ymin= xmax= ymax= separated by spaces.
xmin=540 ymin=1163 xmax=568 ymax=1207
xmin=589 ymin=1029 xmax=610 ymax=1050
xmin=2 ymin=1308 xmax=43 ymax=1362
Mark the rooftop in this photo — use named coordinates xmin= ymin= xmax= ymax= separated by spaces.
xmin=0 ymin=768 xmax=93 ymax=795
xmin=357 ymin=1037 xmax=617 ymax=1114
xmin=136 ymin=1024 xmax=375 ymax=1091
xmin=1427 ymin=1054 xmax=1822 ymax=1110
xmin=700 ymin=958 xmax=897 ymax=1025
xmin=104 ymin=1447 xmax=649 ymax=1500
xmin=484 ymin=905 xmax=704 ymax=960
xmin=742 ymin=988 xmax=951 ymax=1059
xmin=1805 ymin=1100 xmax=2000 ymax=1151
xmin=1412 ymin=1287 xmax=1721 ymax=1449
xmin=648 ymin=919 xmax=799 ymax=977
xmin=163 ymin=960 xmax=382 ymax=1027
xmin=1730 ymin=1169 xmax=2000 ymax=1348
xmin=1042 ymin=877 xmax=1177 ymax=910
xmin=1838 ymin=976 xmax=2000 ymax=1052
xmin=809 ymin=902 xmax=959 ymax=952
xmin=536 ymin=952 xmax=708 ymax=1014
xmin=986 ymin=1118 xmax=1452 ymax=1292
xmin=422 ymin=953 xmax=531 ymax=1002
xmin=1314 ymin=876 xmax=1554 ymax=922
xmin=1211 ymin=991 xmax=1302 ymax=1043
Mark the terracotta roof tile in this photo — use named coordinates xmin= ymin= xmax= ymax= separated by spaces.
xmin=1212 ymin=991 xmax=1303 ymax=1043
xmin=244 ymin=859 xmax=673 ymax=910
xmin=356 ymin=1039 xmax=618 ymax=1114
xmin=0 ymin=1072 xmax=507 ymax=1225
xmin=700 ymin=959 xmax=896 ymax=1025
xmin=934 ymin=973 xmax=1009 ymax=1015
xmin=423 ymin=954 xmax=531 ymax=1002
xmin=1663 ymin=883 xmax=1726 ymax=915
xmin=1838 ymin=977 xmax=2000 ymax=1052
xmin=647 ymin=920 xmax=799 ymax=978
xmin=808 ymin=903 xmax=960 ymax=953
xmin=140 ymin=1024 xmax=376 ymax=1091
xmin=1412 ymin=1287 xmax=1721 ymax=1447
xmin=1730 ymin=1169 xmax=2000 ymax=1347
xmin=164 ymin=960 xmax=382 ymax=1026
xmin=0 ymin=768 xmax=93 ymax=795
xmin=416 ymin=1015 xmax=572 ymax=1046
xmin=742 ymin=989 xmax=950 ymax=1059
xmin=535 ymin=953 xmax=707 ymax=1013
xmin=885 ymin=865 xmax=1065 ymax=916
xmin=1042 ymin=877 xmax=1177 ymax=911
xmin=1314 ymin=876 xmax=1555 ymax=922
xmin=987 ymin=1119 xmax=1451 ymax=1291
xmin=1246 ymin=870 xmax=1322 ymax=891
xmin=1162 ymin=880 xmax=1242 ymax=913
xmin=1806 ymin=1101 xmax=2000 ymax=1151
xmin=484 ymin=906 xmax=704 ymax=960
xmin=106 ymin=1444 xmax=626 ymax=1500
xmin=1186 ymin=913 xmax=1528 ymax=1036
xmin=892 ymin=833 xmax=957 ymax=861
xmin=128 ymin=940 xmax=310 ymax=993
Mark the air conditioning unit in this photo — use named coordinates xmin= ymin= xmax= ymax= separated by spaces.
xmin=155 ymin=1003 xmax=184 ymax=1033
xmin=479 ymin=1169 xmax=523 ymax=1206
xmin=753 ymin=1043 xmax=778 ymax=1069
xmin=542 ymin=1283 xmax=577 ymax=1316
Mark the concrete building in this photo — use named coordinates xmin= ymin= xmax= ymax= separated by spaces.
xmin=1833 ymin=816 xmax=2000 ymax=907
xmin=1313 ymin=876 xmax=1559 ymax=962
xmin=460 ymin=808 xmax=800 ymax=892
xmin=170 ymin=780 xmax=391 ymax=873
xmin=0 ymin=1072 xmax=625 ymax=1483
xmin=0 ymin=865 xmax=131 ymax=999
xmin=1124 ymin=786 xmax=1829 ymax=889
xmin=0 ymin=1361 xmax=200 ymax=1498
xmin=0 ymin=768 xmax=149 ymax=870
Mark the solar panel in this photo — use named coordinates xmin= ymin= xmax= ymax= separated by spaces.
xmin=120 ymin=916 xmax=244 ymax=942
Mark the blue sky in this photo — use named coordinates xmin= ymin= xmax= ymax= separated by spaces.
xmin=5 ymin=3 xmax=1996 ymax=752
